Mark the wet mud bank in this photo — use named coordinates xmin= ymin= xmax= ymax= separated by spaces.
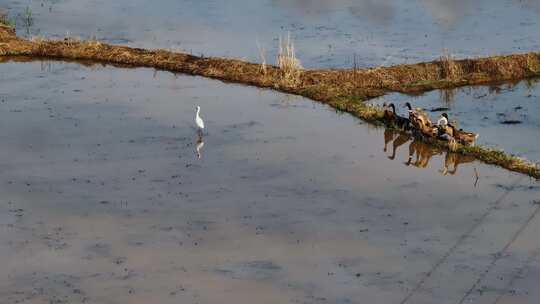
xmin=1 ymin=25 xmax=539 ymax=178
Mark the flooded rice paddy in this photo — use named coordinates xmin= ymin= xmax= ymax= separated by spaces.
xmin=2 ymin=0 xmax=540 ymax=303
xmin=2 ymin=0 xmax=540 ymax=68
xmin=0 ymin=60 xmax=539 ymax=304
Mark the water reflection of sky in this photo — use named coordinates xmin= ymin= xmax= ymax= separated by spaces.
xmin=2 ymin=57 xmax=540 ymax=304
xmin=3 ymin=0 xmax=540 ymax=68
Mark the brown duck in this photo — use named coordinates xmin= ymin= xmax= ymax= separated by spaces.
xmin=405 ymin=102 xmax=438 ymax=138
xmin=453 ymin=128 xmax=479 ymax=145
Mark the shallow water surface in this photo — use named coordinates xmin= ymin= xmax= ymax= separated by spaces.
xmin=1 ymin=60 xmax=540 ymax=304
xmin=2 ymin=0 xmax=540 ymax=68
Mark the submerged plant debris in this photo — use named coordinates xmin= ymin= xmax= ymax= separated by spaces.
xmin=0 ymin=25 xmax=539 ymax=178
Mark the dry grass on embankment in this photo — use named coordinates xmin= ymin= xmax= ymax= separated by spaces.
xmin=1 ymin=25 xmax=539 ymax=178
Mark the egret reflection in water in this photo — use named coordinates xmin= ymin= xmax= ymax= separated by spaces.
xmin=196 ymin=136 xmax=205 ymax=159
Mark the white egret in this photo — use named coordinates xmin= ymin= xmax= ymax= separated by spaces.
xmin=195 ymin=106 xmax=205 ymax=135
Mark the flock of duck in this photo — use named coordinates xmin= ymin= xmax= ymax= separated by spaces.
xmin=382 ymin=102 xmax=479 ymax=147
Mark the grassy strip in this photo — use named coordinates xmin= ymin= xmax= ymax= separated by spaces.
xmin=0 ymin=26 xmax=539 ymax=178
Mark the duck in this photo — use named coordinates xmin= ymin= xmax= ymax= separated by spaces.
xmin=453 ymin=127 xmax=479 ymax=146
xmin=386 ymin=103 xmax=410 ymax=130
xmin=436 ymin=113 xmax=456 ymax=138
xmin=437 ymin=113 xmax=449 ymax=127
xmin=404 ymin=102 xmax=437 ymax=137
xmin=404 ymin=102 xmax=431 ymax=126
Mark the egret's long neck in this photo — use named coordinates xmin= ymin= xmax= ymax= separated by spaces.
xmin=196 ymin=108 xmax=200 ymax=117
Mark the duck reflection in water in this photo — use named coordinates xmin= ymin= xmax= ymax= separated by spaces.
xmin=388 ymin=132 xmax=411 ymax=160
xmin=406 ymin=138 xmax=443 ymax=168
xmin=383 ymin=128 xmax=395 ymax=153
xmin=439 ymin=152 xmax=476 ymax=175
xmin=383 ymin=129 xmax=412 ymax=160
xmin=382 ymin=129 xmax=476 ymax=175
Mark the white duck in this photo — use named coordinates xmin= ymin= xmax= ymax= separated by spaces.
xmin=437 ymin=113 xmax=448 ymax=127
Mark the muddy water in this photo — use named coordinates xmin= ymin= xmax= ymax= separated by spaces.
xmin=371 ymin=79 xmax=540 ymax=162
xmin=2 ymin=0 xmax=540 ymax=68
xmin=0 ymin=60 xmax=539 ymax=304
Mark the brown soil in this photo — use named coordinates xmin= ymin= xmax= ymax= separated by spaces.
xmin=1 ymin=25 xmax=539 ymax=178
